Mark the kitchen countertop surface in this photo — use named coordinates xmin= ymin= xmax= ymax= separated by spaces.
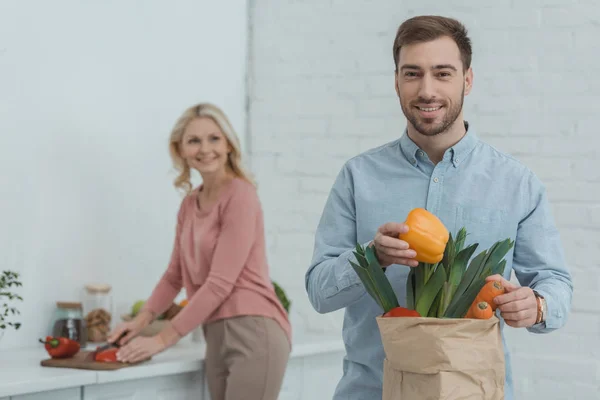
xmin=0 ymin=332 xmax=345 ymax=397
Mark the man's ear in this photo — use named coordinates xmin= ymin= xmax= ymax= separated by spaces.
xmin=464 ymin=67 xmax=474 ymax=95
xmin=394 ymin=73 xmax=400 ymax=98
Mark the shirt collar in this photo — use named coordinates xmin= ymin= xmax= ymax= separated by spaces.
xmin=399 ymin=121 xmax=478 ymax=168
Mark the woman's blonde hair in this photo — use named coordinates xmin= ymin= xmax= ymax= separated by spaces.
xmin=168 ymin=102 xmax=255 ymax=193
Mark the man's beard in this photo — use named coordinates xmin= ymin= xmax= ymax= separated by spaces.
xmin=401 ymin=88 xmax=464 ymax=137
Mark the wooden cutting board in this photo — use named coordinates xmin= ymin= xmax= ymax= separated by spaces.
xmin=40 ymin=350 xmax=150 ymax=370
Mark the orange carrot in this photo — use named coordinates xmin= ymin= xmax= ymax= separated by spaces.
xmin=472 ymin=280 xmax=505 ymax=312
xmin=465 ymin=301 xmax=493 ymax=319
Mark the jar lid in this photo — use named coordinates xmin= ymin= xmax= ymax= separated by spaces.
xmin=85 ymin=283 xmax=112 ymax=294
xmin=56 ymin=301 xmax=83 ymax=309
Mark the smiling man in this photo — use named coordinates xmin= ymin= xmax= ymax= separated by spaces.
xmin=305 ymin=15 xmax=573 ymax=400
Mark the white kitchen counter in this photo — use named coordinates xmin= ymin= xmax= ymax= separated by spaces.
xmin=0 ymin=346 xmax=96 ymax=397
xmin=0 ymin=332 xmax=345 ymax=397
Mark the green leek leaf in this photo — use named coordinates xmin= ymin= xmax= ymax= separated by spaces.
xmin=406 ymin=267 xmax=416 ymax=310
xmin=444 ymin=276 xmax=487 ymax=318
xmin=349 ymin=260 xmax=386 ymax=311
xmin=415 ymin=265 xmax=446 ymax=317
xmin=429 ymin=289 xmax=443 ymax=317
xmin=364 ymin=245 xmax=399 ymax=312
xmin=452 ymin=249 xmax=487 ymax=302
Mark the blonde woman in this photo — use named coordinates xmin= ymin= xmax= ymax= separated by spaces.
xmin=108 ymin=103 xmax=292 ymax=400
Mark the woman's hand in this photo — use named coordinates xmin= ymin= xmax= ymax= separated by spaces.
xmin=116 ymin=322 xmax=182 ymax=363
xmin=107 ymin=310 xmax=154 ymax=346
xmin=116 ymin=335 xmax=166 ymax=363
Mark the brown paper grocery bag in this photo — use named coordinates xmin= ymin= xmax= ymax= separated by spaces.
xmin=376 ymin=316 xmax=505 ymax=400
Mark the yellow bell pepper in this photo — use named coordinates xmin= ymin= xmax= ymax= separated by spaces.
xmin=399 ymin=208 xmax=449 ymax=264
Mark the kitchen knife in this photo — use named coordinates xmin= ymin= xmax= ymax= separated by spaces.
xmin=85 ymin=330 xmax=129 ymax=362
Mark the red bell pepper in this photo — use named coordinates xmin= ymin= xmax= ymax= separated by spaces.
xmin=382 ymin=306 xmax=421 ymax=318
xmin=94 ymin=347 xmax=119 ymax=362
xmin=39 ymin=336 xmax=80 ymax=358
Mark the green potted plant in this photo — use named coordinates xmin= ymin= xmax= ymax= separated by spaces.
xmin=272 ymin=280 xmax=291 ymax=314
xmin=0 ymin=271 xmax=23 ymax=340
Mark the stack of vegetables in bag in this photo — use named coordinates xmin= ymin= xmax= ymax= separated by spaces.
xmin=350 ymin=208 xmax=514 ymax=319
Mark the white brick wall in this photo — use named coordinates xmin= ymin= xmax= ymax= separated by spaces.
xmin=248 ymin=1 xmax=600 ymax=398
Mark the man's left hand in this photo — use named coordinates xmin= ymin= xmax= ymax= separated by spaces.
xmin=116 ymin=335 xmax=166 ymax=363
xmin=485 ymin=274 xmax=538 ymax=328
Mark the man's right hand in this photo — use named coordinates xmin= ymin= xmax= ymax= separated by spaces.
xmin=372 ymin=222 xmax=418 ymax=268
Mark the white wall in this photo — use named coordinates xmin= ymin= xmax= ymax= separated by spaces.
xmin=249 ymin=1 xmax=600 ymax=399
xmin=0 ymin=0 xmax=248 ymax=350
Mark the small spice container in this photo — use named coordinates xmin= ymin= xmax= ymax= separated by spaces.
xmin=82 ymin=283 xmax=113 ymax=343
xmin=50 ymin=302 xmax=88 ymax=346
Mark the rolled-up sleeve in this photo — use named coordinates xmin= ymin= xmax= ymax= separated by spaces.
xmin=512 ymin=174 xmax=573 ymax=333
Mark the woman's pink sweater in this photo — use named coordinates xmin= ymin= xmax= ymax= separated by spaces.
xmin=142 ymin=178 xmax=291 ymax=345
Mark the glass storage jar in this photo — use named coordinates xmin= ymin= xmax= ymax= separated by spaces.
xmin=50 ymin=301 xmax=87 ymax=346
xmin=82 ymin=283 xmax=113 ymax=343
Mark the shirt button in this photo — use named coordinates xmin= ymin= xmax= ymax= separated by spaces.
xmin=418 ymin=151 xmax=425 ymax=157
xmin=455 ymin=157 xmax=460 ymax=163
xmin=433 ymin=177 xmax=439 ymax=183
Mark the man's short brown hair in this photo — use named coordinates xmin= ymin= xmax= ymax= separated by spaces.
xmin=393 ymin=15 xmax=472 ymax=72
